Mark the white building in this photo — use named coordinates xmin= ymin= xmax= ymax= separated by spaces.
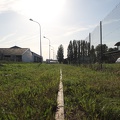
xmin=0 ymin=46 xmax=42 ymax=62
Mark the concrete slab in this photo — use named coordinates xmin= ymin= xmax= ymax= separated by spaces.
xmin=55 ymin=69 xmax=64 ymax=120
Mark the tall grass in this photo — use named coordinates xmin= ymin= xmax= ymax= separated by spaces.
xmin=62 ymin=64 xmax=120 ymax=120
xmin=0 ymin=63 xmax=60 ymax=119
xmin=1 ymin=63 xmax=120 ymax=119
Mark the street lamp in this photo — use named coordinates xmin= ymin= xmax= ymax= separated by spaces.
xmin=29 ymin=19 xmax=42 ymax=57
xmin=43 ymin=36 xmax=50 ymax=61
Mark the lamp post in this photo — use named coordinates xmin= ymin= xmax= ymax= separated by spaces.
xmin=51 ymin=46 xmax=54 ymax=60
xmin=29 ymin=19 xmax=42 ymax=57
xmin=43 ymin=36 xmax=50 ymax=61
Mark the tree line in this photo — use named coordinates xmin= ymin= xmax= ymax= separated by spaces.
xmin=57 ymin=40 xmax=118 ymax=64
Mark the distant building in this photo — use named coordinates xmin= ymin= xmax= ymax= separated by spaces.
xmin=46 ymin=59 xmax=58 ymax=64
xmin=103 ymin=42 xmax=120 ymax=63
xmin=0 ymin=46 xmax=42 ymax=62
xmin=115 ymin=41 xmax=120 ymax=50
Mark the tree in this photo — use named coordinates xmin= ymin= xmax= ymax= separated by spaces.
xmin=73 ymin=40 xmax=77 ymax=64
xmin=81 ymin=40 xmax=85 ymax=63
xmin=90 ymin=45 xmax=96 ymax=63
xmin=67 ymin=41 xmax=73 ymax=64
xmin=57 ymin=44 xmax=64 ymax=63
xmin=105 ymin=47 xmax=118 ymax=63
xmin=77 ymin=40 xmax=81 ymax=65
xmin=108 ymin=47 xmax=118 ymax=52
xmin=95 ymin=44 xmax=108 ymax=63
xmin=67 ymin=40 xmax=90 ymax=64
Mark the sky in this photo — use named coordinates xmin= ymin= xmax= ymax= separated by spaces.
xmin=0 ymin=0 xmax=120 ymax=60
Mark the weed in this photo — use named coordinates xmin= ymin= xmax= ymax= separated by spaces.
xmin=62 ymin=64 xmax=120 ymax=120
xmin=0 ymin=63 xmax=60 ymax=119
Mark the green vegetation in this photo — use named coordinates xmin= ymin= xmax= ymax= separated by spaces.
xmin=57 ymin=44 xmax=64 ymax=63
xmin=0 ymin=63 xmax=120 ymax=120
xmin=62 ymin=64 xmax=120 ymax=120
xmin=67 ymin=40 xmax=119 ymax=64
xmin=0 ymin=63 xmax=60 ymax=120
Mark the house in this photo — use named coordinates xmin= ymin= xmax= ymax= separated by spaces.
xmin=103 ymin=42 xmax=120 ymax=63
xmin=116 ymin=57 xmax=120 ymax=63
xmin=0 ymin=46 xmax=42 ymax=62
xmin=115 ymin=41 xmax=120 ymax=50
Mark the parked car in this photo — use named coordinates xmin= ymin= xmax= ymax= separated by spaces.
xmin=116 ymin=57 xmax=120 ymax=63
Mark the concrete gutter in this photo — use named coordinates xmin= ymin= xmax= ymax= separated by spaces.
xmin=55 ymin=69 xmax=64 ymax=120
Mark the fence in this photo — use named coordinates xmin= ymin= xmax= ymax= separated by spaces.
xmin=85 ymin=3 xmax=120 ymax=48
xmin=84 ymin=2 xmax=120 ymax=67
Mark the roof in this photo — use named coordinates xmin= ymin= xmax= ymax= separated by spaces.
xmin=115 ymin=42 xmax=120 ymax=46
xmin=10 ymin=46 xmax=21 ymax=48
xmin=0 ymin=47 xmax=29 ymax=55
xmin=104 ymin=50 xmax=120 ymax=55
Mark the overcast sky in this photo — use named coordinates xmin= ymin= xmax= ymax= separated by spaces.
xmin=0 ymin=0 xmax=120 ymax=60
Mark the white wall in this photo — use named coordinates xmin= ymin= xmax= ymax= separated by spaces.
xmin=22 ymin=49 xmax=33 ymax=62
xmin=118 ymin=46 xmax=120 ymax=50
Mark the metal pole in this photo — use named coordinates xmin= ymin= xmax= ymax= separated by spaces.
xmin=89 ymin=33 xmax=91 ymax=64
xmin=43 ymin=36 xmax=50 ymax=61
xmin=49 ymin=40 xmax=50 ymax=60
xmin=100 ymin=21 xmax=103 ymax=69
xmin=29 ymin=19 xmax=42 ymax=57
xmin=51 ymin=46 xmax=54 ymax=59
xmin=39 ymin=24 xmax=42 ymax=57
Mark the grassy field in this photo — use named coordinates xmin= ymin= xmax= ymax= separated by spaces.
xmin=0 ymin=63 xmax=60 ymax=120
xmin=62 ymin=64 xmax=120 ymax=120
xmin=0 ymin=63 xmax=120 ymax=120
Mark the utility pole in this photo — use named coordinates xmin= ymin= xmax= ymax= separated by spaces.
xmin=100 ymin=21 xmax=103 ymax=70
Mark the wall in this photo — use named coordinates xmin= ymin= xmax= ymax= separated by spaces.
xmin=22 ymin=49 xmax=33 ymax=62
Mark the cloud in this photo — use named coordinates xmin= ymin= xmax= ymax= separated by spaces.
xmin=64 ymin=27 xmax=88 ymax=36
xmin=0 ymin=0 xmax=25 ymax=15
xmin=0 ymin=33 xmax=16 ymax=42
xmin=0 ymin=33 xmax=38 ymax=45
xmin=64 ymin=24 xmax=97 ymax=36
xmin=0 ymin=0 xmax=17 ymax=13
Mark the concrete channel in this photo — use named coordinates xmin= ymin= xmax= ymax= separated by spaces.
xmin=55 ymin=69 xmax=64 ymax=120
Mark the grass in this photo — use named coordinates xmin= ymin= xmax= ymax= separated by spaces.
xmin=62 ymin=64 xmax=120 ymax=120
xmin=0 ymin=63 xmax=120 ymax=119
xmin=0 ymin=63 xmax=60 ymax=120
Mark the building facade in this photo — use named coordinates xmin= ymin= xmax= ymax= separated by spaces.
xmin=0 ymin=46 xmax=42 ymax=62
